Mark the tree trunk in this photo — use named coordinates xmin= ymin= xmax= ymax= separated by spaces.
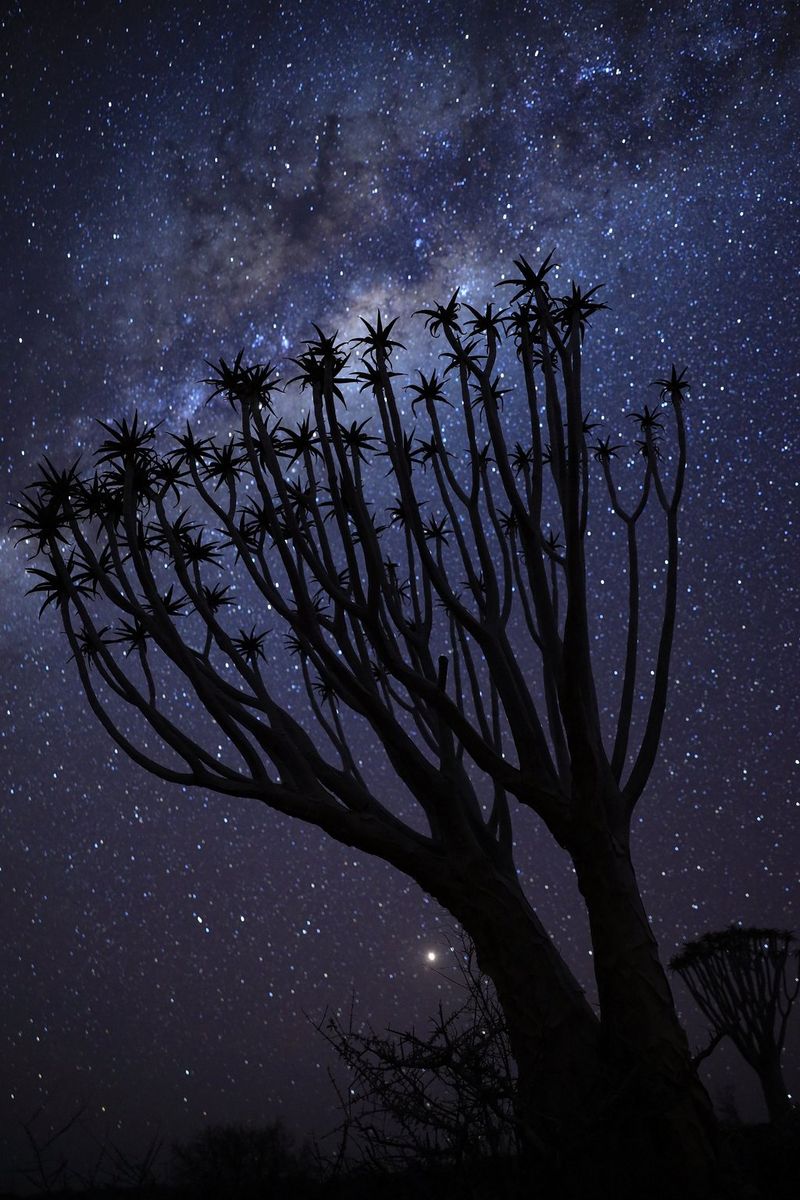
xmin=757 ymin=1052 xmax=791 ymax=1122
xmin=572 ymin=828 xmax=719 ymax=1198
xmin=430 ymin=856 xmax=603 ymax=1170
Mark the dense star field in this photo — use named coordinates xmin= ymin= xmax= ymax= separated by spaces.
xmin=1 ymin=0 xmax=798 ymax=1183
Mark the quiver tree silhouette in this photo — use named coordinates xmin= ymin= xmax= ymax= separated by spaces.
xmin=671 ymin=926 xmax=799 ymax=1122
xmin=15 ymin=251 xmax=716 ymax=1191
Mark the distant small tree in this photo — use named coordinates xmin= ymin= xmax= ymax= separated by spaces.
xmin=671 ymin=926 xmax=799 ymax=1121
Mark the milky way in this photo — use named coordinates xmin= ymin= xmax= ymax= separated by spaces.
xmin=1 ymin=0 xmax=798 ymax=1182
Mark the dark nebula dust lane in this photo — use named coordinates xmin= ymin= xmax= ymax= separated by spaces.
xmin=1 ymin=0 xmax=798 ymax=1181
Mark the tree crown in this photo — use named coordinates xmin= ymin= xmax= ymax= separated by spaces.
xmin=14 ymin=252 xmax=690 ymax=882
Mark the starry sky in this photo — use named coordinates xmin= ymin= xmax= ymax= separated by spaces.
xmin=1 ymin=0 xmax=798 ymax=1184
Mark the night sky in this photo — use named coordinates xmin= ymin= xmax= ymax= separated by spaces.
xmin=1 ymin=0 xmax=798 ymax=1184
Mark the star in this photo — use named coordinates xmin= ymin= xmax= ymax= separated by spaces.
xmin=1 ymin=1 xmax=797 ymax=1180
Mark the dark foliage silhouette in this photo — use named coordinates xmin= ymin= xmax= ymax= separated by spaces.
xmin=16 ymin=1104 xmax=163 ymax=1195
xmin=671 ymin=926 xmax=799 ymax=1121
xmin=318 ymin=935 xmax=519 ymax=1191
xmin=172 ymin=1120 xmax=316 ymax=1199
xmin=16 ymin=251 xmax=716 ymax=1193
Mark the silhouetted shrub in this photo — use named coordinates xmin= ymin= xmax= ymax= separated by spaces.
xmin=172 ymin=1120 xmax=317 ymax=1199
xmin=317 ymin=936 xmax=522 ymax=1199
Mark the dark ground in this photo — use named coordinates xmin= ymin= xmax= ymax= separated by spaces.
xmin=3 ymin=1112 xmax=798 ymax=1200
